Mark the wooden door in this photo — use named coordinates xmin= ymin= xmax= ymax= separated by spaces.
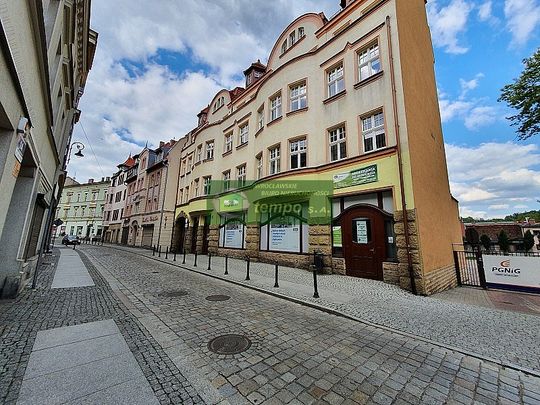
xmin=201 ymin=216 xmax=210 ymax=254
xmin=341 ymin=206 xmax=386 ymax=280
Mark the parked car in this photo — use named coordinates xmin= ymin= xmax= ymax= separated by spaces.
xmin=62 ymin=235 xmax=81 ymax=245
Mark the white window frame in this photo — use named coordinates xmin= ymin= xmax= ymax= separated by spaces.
xmin=362 ymin=111 xmax=386 ymax=153
xmin=224 ymin=133 xmax=233 ymax=153
xmin=205 ymin=141 xmax=214 ymax=160
xmin=358 ymin=42 xmax=381 ymax=82
xmin=223 ymin=171 xmax=231 ymax=191
xmin=290 ymin=139 xmax=307 ymax=169
xmin=329 ymin=126 xmax=347 ymax=162
xmin=237 ymin=165 xmax=247 ymax=187
xmin=269 ymin=146 xmax=281 ymax=175
xmin=327 ymin=64 xmax=345 ymax=98
xmin=298 ymin=27 xmax=305 ymax=38
xmin=257 ymin=107 xmax=264 ymax=130
xmin=270 ymin=94 xmax=282 ymax=121
xmin=239 ymin=123 xmax=249 ymax=145
xmin=256 ymin=155 xmax=263 ymax=180
xmin=196 ymin=145 xmax=202 ymax=162
xmin=290 ymin=82 xmax=307 ymax=111
xmin=194 ymin=179 xmax=200 ymax=197
xmin=289 ymin=31 xmax=296 ymax=46
xmin=203 ymin=176 xmax=212 ymax=195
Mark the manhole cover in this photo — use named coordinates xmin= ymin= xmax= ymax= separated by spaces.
xmin=152 ymin=271 xmax=159 ymax=274
xmin=159 ymin=290 xmax=188 ymax=297
xmin=206 ymin=295 xmax=230 ymax=301
xmin=208 ymin=334 xmax=251 ymax=355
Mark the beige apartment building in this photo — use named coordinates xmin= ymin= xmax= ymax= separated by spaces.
xmin=102 ymin=156 xmax=132 ymax=243
xmin=122 ymin=140 xmax=181 ymax=249
xmin=172 ymin=0 xmax=462 ymax=295
xmin=0 ymin=0 xmax=96 ymax=297
xmin=54 ymin=177 xmax=108 ymax=239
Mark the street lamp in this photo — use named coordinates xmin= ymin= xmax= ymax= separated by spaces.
xmin=66 ymin=141 xmax=85 ymax=165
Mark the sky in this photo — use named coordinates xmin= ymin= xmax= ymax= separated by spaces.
xmin=67 ymin=0 xmax=540 ymax=220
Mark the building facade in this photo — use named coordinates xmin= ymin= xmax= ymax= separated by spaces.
xmin=54 ymin=177 xmax=108 ymax=240
xmin=0 ymin=0 xmax=96 ymax=297
xmin=103 ymin=156 xmax=132 ymax=243
xmin=122 ymin=140 xmax=181 ymax=249
xmin=172 ymin=0 xmax=462 ymax=295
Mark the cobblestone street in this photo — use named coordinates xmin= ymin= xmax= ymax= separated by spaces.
xmin=1 ymin=245 xmax=540 ymax=404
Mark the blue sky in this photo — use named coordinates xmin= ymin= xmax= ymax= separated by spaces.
xmin=68 ymin=0 xmax=540 ymax=220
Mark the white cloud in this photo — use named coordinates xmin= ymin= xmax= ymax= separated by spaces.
xmin=478 ymin=1 xmax=494 ymax=22
xmin=446 ymin=142 xmax=540 ymax=218
xmin=504 ymin=0 xmax=540 ymax=45
xmin=459 ymin=73 xmax=484 ymax=99
xmin=427 ymin=0 xmax=473 ymax=54
xmin=463 ymin=106 xmax=499 ymax=130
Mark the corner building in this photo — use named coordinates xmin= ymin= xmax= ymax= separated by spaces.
xmin=173 ymin=0 xmax=462 ymax=295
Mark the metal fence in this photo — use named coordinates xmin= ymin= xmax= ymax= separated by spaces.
xmin=453 ymin=250 xmax=485 ymax=288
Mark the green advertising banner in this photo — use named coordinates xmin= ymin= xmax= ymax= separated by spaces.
xmin=333 ymin=164 xmax=378 ymax=189
xmin=332 ymin=226 xmax=342 ymax=248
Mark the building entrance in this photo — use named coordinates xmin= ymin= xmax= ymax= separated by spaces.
xmin=340 ymin=205 xmax=389 ymax=280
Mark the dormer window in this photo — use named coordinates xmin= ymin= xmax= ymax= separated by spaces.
xmin=298 ymin=27 xmax=305 ymax=38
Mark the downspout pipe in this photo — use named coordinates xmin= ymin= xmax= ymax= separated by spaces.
xmin=156 ymin=162 xmax=169 ymax=249
xmin=386 ymin=16 xmax=417 ymax=295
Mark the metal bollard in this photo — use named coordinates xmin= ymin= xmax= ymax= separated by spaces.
xmin=207 ymin=252 xmax=212 ymax=270
xmin=194 ymin=252 xmax=198 ymax=267
xmin=225 ymin=256 xmax=228 ymax=275
xmin=182 ymin=249 xmax=186 ymax=264
xmin=165 ymin=247 xmax=169 ymax=260
xmin=313 ymin=267 xmax=320 ymax=298
xmin=274 ymin=264 xmax=279 ymax=288
xmin=245 ymin=257 xmax=250 ymax=281
xmin=158 ymin=246 xmax=161 ymax=258
xmin=173 ymin=250 xmax=176 ymax=261
xmin=152 ymin=246 xmax=155 ymax=256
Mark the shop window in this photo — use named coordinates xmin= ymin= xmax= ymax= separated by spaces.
xmin=219 ymin=213 xmax=246 ymax=249
xmin=260 ymin=205 xmax=309 ymax=253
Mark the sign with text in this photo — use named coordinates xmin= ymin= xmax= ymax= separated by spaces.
xmin=483 ymin=255 xmax=540 ymax=290
xmin=333 ymin=164 xmax=378 ymax=189
xmin=269 ymin=224 xmax=300 ymax=252
xmin=224 ymin=224 xmax=243 ymax=249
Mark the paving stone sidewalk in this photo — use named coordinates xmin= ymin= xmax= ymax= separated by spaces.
xmin=102 ymin=243 xmax=540 ymax=374
xmin=80 ymin=245 xmax=540 ymax=405
xmin=0 ymin=248 xmax=204 ymax=405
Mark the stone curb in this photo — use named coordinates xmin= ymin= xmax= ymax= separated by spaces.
xmin=96 ymin=244 xmax=540 ymax=379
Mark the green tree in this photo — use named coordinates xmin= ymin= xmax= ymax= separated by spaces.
xmin=498 ymin=230 xmax=510 ymax=253
xmin=523 ymin=230 xmax=535 ymax=251
xmin=480 ymin=234 xmax=491 ymax=251
xmin=499 ymin=48 xmax=540 ymax=140
xmin=465 ymin=228 xmax=479 ymax=246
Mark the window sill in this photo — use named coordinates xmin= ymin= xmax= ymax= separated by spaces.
xmin=286 ymin=107 xmax=308 ymax=117
xmin=254 ymin=127 xmax=264 ymax=137
xmin=279 ymin=35 xmax=306 ymax=59
xmin=203 ymin=157 xmax=214 ymax=163
xmin=222 ymin=150 xmax=232 ymax=157
xmin=354 ymin=71 xmax=384 ymax=89
xmin=236 ymin=142 xmax=248 ymax=150
xmin=323 ymin=90 xmax=347 ymax=105
xmin=194 ymin=161 xmax=201 ymax=166
xmin=267 ymin=116 xmax=283 ymax=127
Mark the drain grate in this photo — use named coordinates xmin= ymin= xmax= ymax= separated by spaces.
xmin=205 ymin=295 xmax=230 ymax=302
xmin=208 ymin=334 xmax=251 ymax=355
xmin=159 ymin=290 xmax=188 ymax=298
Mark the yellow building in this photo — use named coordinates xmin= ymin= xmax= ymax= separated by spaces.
xmin=171 ymin=0 xmax=462 ymax=295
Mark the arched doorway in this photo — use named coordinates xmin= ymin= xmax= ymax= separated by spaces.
xmin=190 ymin=217 xmax=199 ymax=253
xmin=131 ymin=221 xmax=139 ymax=246
xmin=337 ymin=205 xmax=392 ymax=280
xmin=173 ymin=216 xmax=187 ymax=253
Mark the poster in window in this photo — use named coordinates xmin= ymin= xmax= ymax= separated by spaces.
xmin=224 ymin=223 xmax=243 ymax=249
xmin=269 ymin=223 xmax=300 ymax=252
xmin=355 ymin=220 xmax=368 ymax=244
xmin=332 ymin=226 xmax=342 ymax=247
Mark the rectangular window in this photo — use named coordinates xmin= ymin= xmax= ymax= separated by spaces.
xmin=224 ymin=133 xmax=233 ymax=153
xmin=196 ymin=145 xmax=202 ymax=162
xmin=290 ymin=82 xmax=307 ymax=111
xmin=187 ymin=156 xmax=193 ymax=173
xmin=239 ymin=123 xmax=249 ymax=145
xmin=298 ymin=27 xmax=305 ymax=38
xmin=269 ymin=146 xmax=281 ymax=175
xmin=362 ymin=111 xmax=386 ymax=152
xmin=237 ymin=165 xmax=246 ymax=187
xmin=203 ymin=176 xmax=212 ymax=195
xmin=194 ymin=179 xmax=200 ymax=197
xmin=329 ymin=126 xmax=347 ymax=161
xmin=223 ymin=170 xmax=231 ymax=191
xmin=358 ymin=42 xmax=381 ymax=81
xmin=257 ymin=107 xmax=264 ymax=130
xmin=327 ymin=64 xmax=345 ymax=97
xmin=181 ymin=159 xmax=186 ymax=176
xmin=256 ymin=154 xmax=263 ymax=180
xmin=289 ymin=31 xmax=296 ymax=46
xmin=205 ymin=141 xmax=214 ymax=160
xmin=290 ymin=139 xmax=307 ymax=169
xmin=184 ymin=187 xmax=189 ymax=203
xmin=270 ymin=93 xmax=282 ymax=121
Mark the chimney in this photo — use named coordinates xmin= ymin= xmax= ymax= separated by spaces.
xmin=88 ymin=178 xmax=94 ymax=184
xmin=159 ymin=141 xmax=165 ymax=148
xmin=340 ymin=0 xmax=354 ymax=8
xmin=170 ymin=139 xmax=176 ymax=146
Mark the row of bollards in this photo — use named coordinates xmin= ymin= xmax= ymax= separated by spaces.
xmin=149 ymin=245 xmax=322 ymax=299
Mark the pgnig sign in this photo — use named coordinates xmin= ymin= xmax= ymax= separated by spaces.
xmin=483 ymin=255 xmax=540 ymax=292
